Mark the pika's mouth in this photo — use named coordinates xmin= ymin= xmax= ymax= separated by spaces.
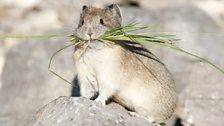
xmin=91 ymin=39 xmax=97 ymax=42
xmin=80 ymin=36 xmax=99 ymax=42
xmin=81 ymin=37 xmax=99 ymax=42
xmin=75 ymin=36 xmax=98 ymax=42
xmin=89 ymin=38 xmax=98 ymax=42
xmin=80 ymin=39 xmax=97 ymax=43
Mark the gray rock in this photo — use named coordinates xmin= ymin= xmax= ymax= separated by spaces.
xmin=180 ymin=64 xmax=224 ymax=126
xmin=0 ymin=0 xmax=41 ymax=9
xmin=27 ymin=97 xmax=153 ymax=126
xmin=120 ymin=0 xmax=188 ymax=9
xmin=0 ymin=38 xmax=74 ymax=126
xmin=0 ymin=44 xmax=4 ymax=90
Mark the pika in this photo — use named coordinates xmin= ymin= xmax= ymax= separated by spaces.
xmin=73 ymin=4 xmax=177 ymax=124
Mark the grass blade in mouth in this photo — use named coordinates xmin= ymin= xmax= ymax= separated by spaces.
xmin=1 ymin=22 xmax=223 ymax=85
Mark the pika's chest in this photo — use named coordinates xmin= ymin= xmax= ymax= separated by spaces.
xmin=83 ymin=48 xmax=107 ymax=66
xmin=74 ymin=42 xmax=116 ymax=69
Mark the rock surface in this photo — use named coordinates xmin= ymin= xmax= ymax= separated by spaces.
xmin=179 ymin=64 xmax=224 ymax=126
xmin=27 ymin=97 xmax=153 ymax=126
xmin=0 ymin=45 xmax=4 ymax=89
xmin=0 ymin=37 xmax=74 ymax=126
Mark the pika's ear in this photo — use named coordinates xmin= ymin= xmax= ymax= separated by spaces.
xmin=82 ymin=5 xmax=88 ymax=11
xmin=106 ymin=4 xmax=122 ymax=23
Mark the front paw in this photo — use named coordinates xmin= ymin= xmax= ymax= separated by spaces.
xmin=94 ymin=97 xmax=106 ymax=106
xmin=81 ymin=90 xmax=95 ymax=99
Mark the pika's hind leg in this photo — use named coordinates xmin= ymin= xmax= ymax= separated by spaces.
xmin=128 ymin=111 xmax=166 ymax=126
xmin=128 ymin=111 xmax=155 ymax=123
xmin=131 ymin=107 xmax=166 ymax=126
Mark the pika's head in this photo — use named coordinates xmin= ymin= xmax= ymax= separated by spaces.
xmin=75 ymin=4 xmax=122 ymax=41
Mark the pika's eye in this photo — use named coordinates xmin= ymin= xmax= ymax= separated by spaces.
xmin=81 ymin=20 xmax=84 ymax=25
xmin=100 ymin=19 xmax=104 ymax=25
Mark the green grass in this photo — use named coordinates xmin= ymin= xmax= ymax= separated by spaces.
xmin=1 ymin=22 xmax=224 ymax=85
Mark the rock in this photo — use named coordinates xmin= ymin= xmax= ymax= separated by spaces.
xmin=14 ymin=9 xmax=62 ymax=33
xmin=0 ymin=37 xmax=74 ymax=126
xmin=120 ymin=0 xmax=188 ymax=9
xmin=27 ymin=97 xmax=153 ymax=126
xmin=195 ymin=0 xmax=224 ymax=28
xmin=179 ymin=63 xmax=224 ymax=126
xmin=0 ymin=0 xmax=41 ymax=9
xmin=0 ymin=44 xmax=4 ymax=90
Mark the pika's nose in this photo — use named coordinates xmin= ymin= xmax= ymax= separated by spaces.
xmin=88 ymin=32 xmax=93 ymax=37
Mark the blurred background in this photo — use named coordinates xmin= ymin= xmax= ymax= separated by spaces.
xmin=0 ymin=0 xmax=224 ymax=126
